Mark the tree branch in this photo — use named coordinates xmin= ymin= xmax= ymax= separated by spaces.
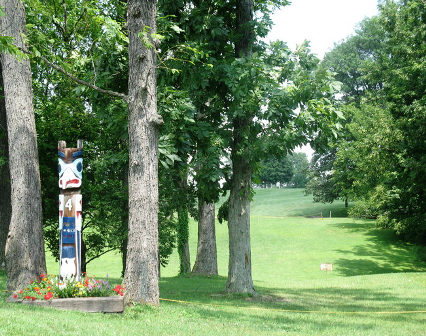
xmin=85 ymin=247 xmax=117 ymax=265
xmin=38 ymin=54 xmax=128 ymax=101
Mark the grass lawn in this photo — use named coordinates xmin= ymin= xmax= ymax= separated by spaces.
xmin=2 ymin=188 xmax=426 ymax=335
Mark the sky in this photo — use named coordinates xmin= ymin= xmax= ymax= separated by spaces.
xmin=267 ymin=0 xmax=380 ymax=59
xmin=267 ymin=0 xmax=379 ymax=159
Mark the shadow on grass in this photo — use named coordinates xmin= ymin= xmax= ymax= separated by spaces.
xmin=292 ymin=203 xmax=349 ymax=218
xmin=158 ymin=274 xmax=426 ymax=334
xmin=160 ymin=274 xmax=424 ymax=309
xmin=329 ymin=223 xmax=426 ymax=276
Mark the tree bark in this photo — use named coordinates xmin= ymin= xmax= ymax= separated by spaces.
xmin=235 ymin=0 xmax=254 ymax=58
xmin=192 ymin=200 xmax=218 ymax=276
xmin=120 ymin=165 xmax=129 ymax=277
xmin=0 ymin=0 xmax=46 ymax=290
xmin=226 ymin=152 xmax=255 ymax=294
xmin=123 ymin=0 xmax=161 ymax=305
xmin=225 ymin=0 xmax=256 ymax=294
xmin=0 ymin=63 xmax=11 ymax=269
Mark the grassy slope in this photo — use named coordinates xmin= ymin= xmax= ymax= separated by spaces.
xmin=2 ymin=188 xmax=426 ymax=335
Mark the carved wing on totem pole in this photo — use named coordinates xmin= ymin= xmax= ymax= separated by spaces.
xmin=58 ymin=140 xmax=83 ymax=280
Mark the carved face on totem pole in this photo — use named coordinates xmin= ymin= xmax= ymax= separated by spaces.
xmin=58 ymin=148 xmax=83 ymax=189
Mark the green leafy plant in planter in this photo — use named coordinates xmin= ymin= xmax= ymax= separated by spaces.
xmin=13 ymin=274 xmax=124 ymax=301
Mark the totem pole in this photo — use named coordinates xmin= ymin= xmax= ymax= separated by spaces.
xmin=58 ymin=140 xmax=83 ymax=280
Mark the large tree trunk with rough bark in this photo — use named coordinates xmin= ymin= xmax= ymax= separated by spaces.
xmin=0 ymin=0 xmax=46 ymax=290
xmin=123 ymin=0 xmax=162 ymax=305
xmin=192 ymin=200 xmax=218 ymax=276
xmin=225 ymin=0 xmax=256 ymax=294
xmin=226 ymin=151 xmax=255 ymax=293
xmin=0 ymin=63 xmax=11 ymax=269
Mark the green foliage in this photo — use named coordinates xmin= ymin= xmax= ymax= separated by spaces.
xmin=177 ymin=205 xmax=190 ymax=274
xmin=305 ymin=149 xmax=339 ymax=204
xmin=321 ymin=0 xmax=426 ymax=246
xmin=0 ymin=5 xmax=25 ymax=59
xmin=217 ymin=197 xmax=229 ymax=224
xmin=0 ymin=35 xmax=26 ymax=61
xmin=256 ymin=156 xmax=293 ymax=186
xmin=322 ymin=16 xmax=385 ymax=105
xmin=24 ymin=0 xmax=183 ymax=272
xmin=289 ymin=152 xmax=310 ymax=188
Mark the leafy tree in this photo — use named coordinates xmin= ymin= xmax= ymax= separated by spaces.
xmin=289 ymin=152 xmax=310 ymax=188
xmin=257 ymin=156 xmax=293 ymax=187
xmin=24 ymin=0 xmax=131 ymax=275
xmin=157 ymin=91 xmax=198 ymax=274
xmin=222 ymin=1 xmax=342 ymax=294
xmin=305 ymin=149 xmax=340 ymax=204
xmin=156 ymin=0 xmax=231 ymax=276
xmin=336 ymin=105 xmax=401 ymax=213
xmin=322 ymin=16 xmax=385 ymax=106
xmin=324 ymin=0 xmax=426 ymax=245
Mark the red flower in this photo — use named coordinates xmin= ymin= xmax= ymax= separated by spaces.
xmin=31 ymin=297 xmax=36 ymax=301
xmin=13 ymin=294 xmax=17 ymax=299
xmin=113 ymin=285 xmax=125 ymax=296
xmin=44 ymin=292 xmax=53 ymax=300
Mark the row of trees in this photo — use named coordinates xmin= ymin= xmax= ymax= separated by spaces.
xmin=257 ymin=152 xmax=310 ymax=188
xmin=306 ymin=0 xmax=426 ymax=246
xmin=1 ymin=0 xmax=342 ymax=304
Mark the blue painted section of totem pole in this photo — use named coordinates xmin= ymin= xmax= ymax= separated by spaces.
xmin=61 ymin=217 xmax=76 ymax=243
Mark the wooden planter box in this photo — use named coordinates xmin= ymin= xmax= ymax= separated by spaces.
xmin=6 ymin=295 xmax=125 ymax=313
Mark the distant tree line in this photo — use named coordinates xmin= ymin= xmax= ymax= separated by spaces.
xmin=256 ymin=152 xmax=310 ymax=188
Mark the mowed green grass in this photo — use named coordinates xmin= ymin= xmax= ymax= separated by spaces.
xmin=2 ymin=188 xmax=426 ymax=335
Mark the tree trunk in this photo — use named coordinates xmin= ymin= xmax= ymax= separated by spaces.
xmin=177 ymin=171 xmax=190 ymax=274
xmin=192 ymin=200 xmax=218 ymax=276
xmin=226 ymin=154 xmax=255 ymax=294
xmin=225 ymin=0 xmax=256 ymax=294
xmin=123 ymin=0 xmax=161 ymax=305
xmin=0 ymin=63 xmax=11 ymax=269
xmin=177 ymin=205 xmax=191 ymax=274
xmin=235 ymin=0 xmax=254 ymax=58
xmin=121 ymin=165 xmax=129 ymax=277
xmin=0 ymin=0 xmax=46 ymax=290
